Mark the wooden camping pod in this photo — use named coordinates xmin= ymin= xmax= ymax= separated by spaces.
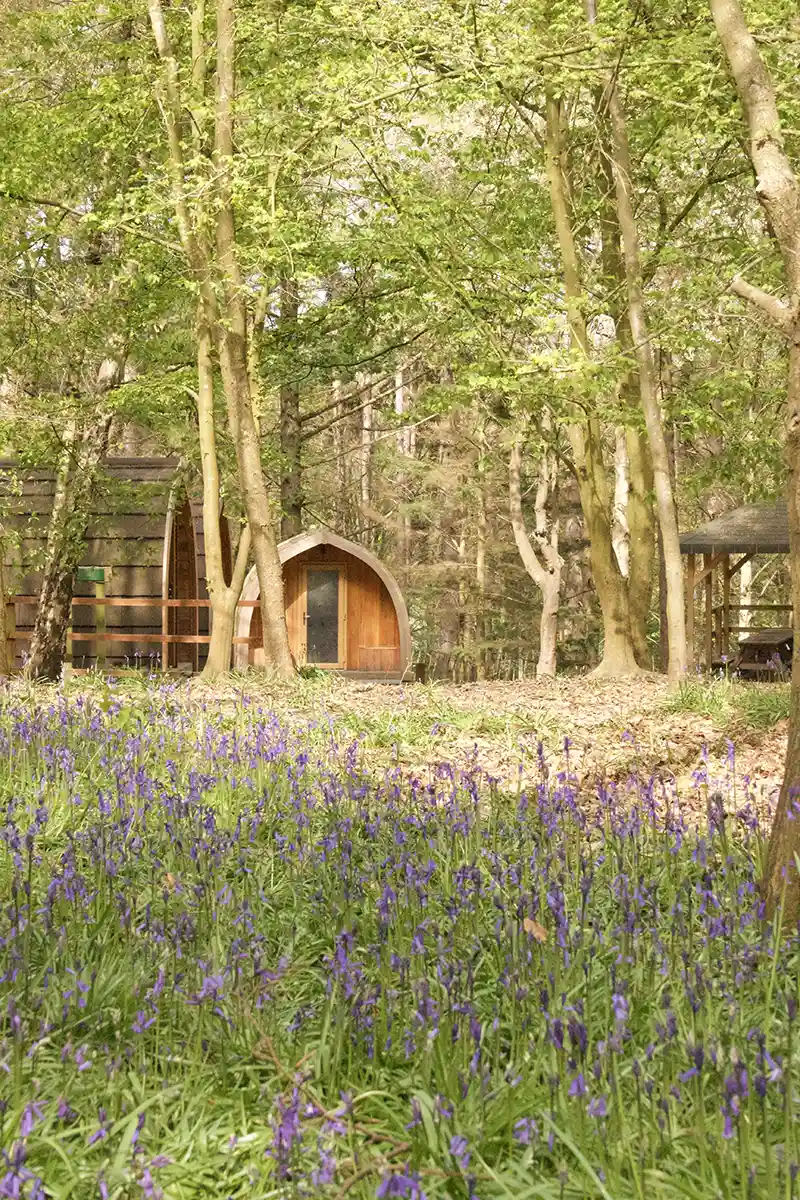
xmin=0 ymin=457 xmax=232 ymax=671
xmin=233 ymin=529 xmax=412 ymax=679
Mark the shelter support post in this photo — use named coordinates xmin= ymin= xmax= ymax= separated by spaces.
xmin=703 ymin=553 xmax=713 ymax=671
xmin=5 ymin=600 xmax=15 ymax=672
xmin=722 ymin=553 xmax=731 ymax=667
xmin=95 ymin=573 xmax=106 ymax=671
xmin=161 ymin=600 xmax=168 ymax=671
xmin=686 ymin=553 xmax=695 ymax=666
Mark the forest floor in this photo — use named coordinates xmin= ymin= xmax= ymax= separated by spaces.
xmin=182 ymin=670 xmax=790 ymax=826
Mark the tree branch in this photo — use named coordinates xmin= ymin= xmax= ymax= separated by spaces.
xmin=730 ymin=274 xmax=794 ymax=335
xmin=0 ymin=189 xmax=82 ymax=217
xmin=509 ymin=440 xmax=550 ymax=590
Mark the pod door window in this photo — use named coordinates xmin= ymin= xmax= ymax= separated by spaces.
xmin=304 ymin=566 xmax=344 ymax=666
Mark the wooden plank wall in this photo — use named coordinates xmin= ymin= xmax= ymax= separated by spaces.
xmin=344 ymin=554 xmax=400 ymax=671
xmin=1 ymin=461 xmax=178 ymax=669
xmin=248 ymin=546 xmax=401 ymax=672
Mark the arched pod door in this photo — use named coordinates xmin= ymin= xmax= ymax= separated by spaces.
xmin=234 ymin=530 xmax=412 ymax=677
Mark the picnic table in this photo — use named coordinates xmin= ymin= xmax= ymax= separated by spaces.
xmin=734 ymin=626 xmax=793 ymax=678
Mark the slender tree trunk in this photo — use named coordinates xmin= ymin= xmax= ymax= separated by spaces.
xmin=333 ymin=379 xmax=351 ymax=535
xmin=709 ymin=0 xmax=800 ymax=919
xmin=612 ymin=428 xmax=630 ymax=577
xmin=435 ymin=412 xmax=461 ymax=679
xmin=395 ymin=365 xmax=413 ymax=567
xmin=214 ymin=0 xmax=293 ymax=675
xmin=279 ymin=278 xmax=303 ymax=540
xmin=360 ymin=374 xmax=373 ymax=545
xmin=544 ymin=94 xmax=639 ymax=676
xmin=149 ymin=0 xmax=248 ymax=679
xmin=602 ymin=68 xmax=687 ymax=680
xmin=739 ymin=557 xmax=753 ymax=632
xmin=509 ymin=436 xmax=562 ymax=678
xmin=457 ymin=523 xmax=469 ymax=681
xmin=196 ymin=299 xmax=252 ymax=679
xmin=475 ymin=416 xmax=488 ymax=680
xmin=626 ymin=426 xmax=655 ymax=665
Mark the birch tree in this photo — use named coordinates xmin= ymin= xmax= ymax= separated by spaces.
xmin=509 ymin=428 xmax=562 ymax=677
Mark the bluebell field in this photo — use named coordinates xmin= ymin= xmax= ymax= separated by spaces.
xmin=0 ymin=682 xmax=798 ymax=1199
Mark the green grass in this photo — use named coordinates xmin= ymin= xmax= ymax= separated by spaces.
xmin=661 ymin=678 xmax=790 ymax=731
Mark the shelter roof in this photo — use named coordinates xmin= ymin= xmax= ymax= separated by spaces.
xmin=679 ymin=500 xmax=788 ymax=555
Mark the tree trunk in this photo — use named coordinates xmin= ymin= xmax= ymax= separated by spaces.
xmin=612 ymin=428 xmax=630 ymax=578
xmin=196 ymin=298 xmax=252 ymax=681
xmin=739 ymin=556 xmax=753 ymax=632
xmin=593 ymin=57 xmax=656 ymax=670
xmin=709 ymin=0 xmax=800 ymax=919
xmin=25 ymin=414 xmax=113 ymax=680
xmin=767 ymin=343 xmax=800 ymax=919
xmin=149 ymin=0 xmax=251 ymax=681
xmin=603 ymin=70 xmax=687 ymax=680
xmin=360 ymin=374 xmax=373 ymax=545
xmin=544 ymin=93 xmax=640 ymax=676
xmin=204 ymin=591 xmax=238 ymax=677
xmin=279 ymin=278 xmax=303 ymax=540
xmin=475 ymin=416 xmax=488 ymax=680
xmin=395 ymin=365 xmax=413 ymax=567
xmin=218 ymin=332 xmax=293 ymax=674
xmin=509 ymin=436 xmax=562 ymax=678
xmin=333 ymin=379 xmax=352 ymax=536
xmin=626 ymin=426 xmax=655 ymax=666
xmin=214 ymin=0 xmax=293 ymax=676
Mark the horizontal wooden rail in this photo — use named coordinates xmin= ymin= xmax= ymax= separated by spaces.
xmin=725 ymin=625 xmax=793 ymax=636
xmin=5 ymin=593 xmax=262 ymax=671
xmin=714 ymin=603 xmax=792 ymax=613
xmin=13 ymin=631 xmax=255 ymax=645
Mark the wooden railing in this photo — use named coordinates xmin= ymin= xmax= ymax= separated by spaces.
xmin=4 ymin=596 xmax=261 ymax=672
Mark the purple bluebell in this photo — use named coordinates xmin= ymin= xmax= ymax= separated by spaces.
xmin=450 ymin=1134 xmax=470 ymax=1169
xmin=376 ymin=1165 xmax=427 ymax=1198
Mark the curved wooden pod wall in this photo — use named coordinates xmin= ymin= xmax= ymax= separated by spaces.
xmin=234 ymin=529 xmax=412 ymax=678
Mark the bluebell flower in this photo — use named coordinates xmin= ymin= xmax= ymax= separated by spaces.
xmin=450 ymin=1134 xmax=470 ymax=1170
xmin=513 ymin=1117 xmax=538 ymax=1145
xmin=376 ymin=1165 xmax=427 ymax=1198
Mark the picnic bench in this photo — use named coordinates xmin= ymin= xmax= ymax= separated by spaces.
xmin=734 ymin=626 xmax=793 ymax=678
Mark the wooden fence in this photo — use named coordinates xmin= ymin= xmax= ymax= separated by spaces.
xmin=4 ymin=596 xmax=260 ymax=673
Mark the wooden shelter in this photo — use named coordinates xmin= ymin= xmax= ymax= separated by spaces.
xmin=234 ymin=529 xmax=412 ymax=679
xmin=1 ymin=457 xmax=232 ymax=671
xmin=681 ymin=500 xmax=792 ymax=673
